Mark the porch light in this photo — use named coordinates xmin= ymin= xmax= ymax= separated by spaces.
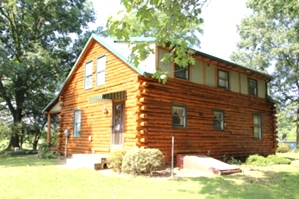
xmin=103 ymin=107 xmax=108 ymax=115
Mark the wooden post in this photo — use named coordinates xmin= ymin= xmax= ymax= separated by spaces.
xmin=47 ymin=114 xmax=51 ymax=146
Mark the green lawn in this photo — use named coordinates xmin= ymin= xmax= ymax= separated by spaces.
xmin=0 ymin=154 xmax=299 ymax=199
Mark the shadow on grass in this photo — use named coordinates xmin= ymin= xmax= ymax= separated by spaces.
xmin=173 ymin=169 xmax=299 ymax=199
xmin=0 ymin=154 xmax=65 ymax=167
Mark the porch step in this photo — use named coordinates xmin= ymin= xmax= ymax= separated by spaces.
xmin=66 ymin=154 xmax=107 ymax=170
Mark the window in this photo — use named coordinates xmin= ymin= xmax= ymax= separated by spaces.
xmin=96 ymin=55 xmax=106 ymax=86
xmin=249 ymin=78 xmax=257 ymax=95
xmin=213 ymin=110 xmax=224 ymax=130
xmin=172 ymin=105 xmax=187 ymax=127
xmin=73 ymin=110 xmax=81 ymax=137
xmin=174 ymin=64 xmax=189 ymax=80
xmin=218 ymin=70 xmax=229 ymax=89
xmin=84 ymin=61 xmax=93 ymax=89
xmin=253 ymin=114 xmax=262 ymax=139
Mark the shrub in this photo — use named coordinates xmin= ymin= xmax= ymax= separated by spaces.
xmin=227 ymin=157 xmax=243 ymax=165
xmin=276 ymin=144 xmax=291 ymax=153
xmin=246 ymin=154 xmax=291 ymax=166
xmin=246 ymin=154 xmax=269 ymax=166
xmin=37 ymin=144 xmax=58 ymax=159
xmin=122 ymin=148 xmax=164 ymax=176
xmin=106 ymin=149 xmax=127 ymax=173
xmin=223 ymin=155 xmax=243 ymax=165
xmin=267 ymin=155 xmax=291 ymax=165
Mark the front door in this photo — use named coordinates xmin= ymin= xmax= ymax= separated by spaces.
xmin=111 ymin=102 xmax=124 ymax=149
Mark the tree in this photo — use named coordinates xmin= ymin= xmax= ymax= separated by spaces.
xmin=230 ymin=0 xmax=299 ymax=147
xmin=107 ymin=0 xmax=209 ymax=83
xmin=0 ymin=0 xmax=96 ymax=149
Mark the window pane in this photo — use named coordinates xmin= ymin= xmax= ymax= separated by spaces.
xmin=219 ymin=71 xmax=227 ymax=79
xmin=249 ymin=79 xmax=257 ymax=95
xmin=74 ymin=110 xmax=81 ymax=137
xmin=253 ymin=115 xmax=261 ymax=139
xmin=97 ymin=72 xmax=105 ymax=86
xmin=254 ymin=127 xmax=260 ymax=139
xmin=97 ymin=56 xmax=106 ymax=86
xmin=97 ymin=56 xmax=106 ymax=71
xmin=85 ymin=62 xmax=93 ymax=89
xmin=219 ymin=79 xmax=227 ymax=87
xmin=213 ymin=111 xmax=224 ymax=130
xmin=172 ymin=106 xmax=186 ymax=127
xmin=174 ymin=65 xmax=189 ymax=80
xmin=86 ymin=62 xmax=93 ymax=75
xmin=85 ymin=76 xmax=92 ymax=89
xmin=253 ymin=116 xmax=260 ymax=125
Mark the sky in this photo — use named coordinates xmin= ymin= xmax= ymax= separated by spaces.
xmin=90 ymin=0 xmax=251 ymax=61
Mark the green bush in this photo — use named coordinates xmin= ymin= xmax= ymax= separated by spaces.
xmin=246 ymin=154 xmax=268 ymax=166
xmin=227 ymin=157 xmax=243 ymax=165
xmin=246 ymin=154 xmax=291 ymax=166
xmin=276 ymin=144 xmax=291 ymax=153
xmin=122 ymin=148 xmax=164 ymax=176
xmin=267 ymin=154 xmax=291 ymax=165
xmin=107 ymin=149 xmax=127 ymax=173
xmin=37 ymin=144 xmax=58 ymax=159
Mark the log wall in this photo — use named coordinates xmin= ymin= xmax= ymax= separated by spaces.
xmin=54 ymin=38 xmax=277 ymax=164
xmin=57 ymin=40 xmax=140 ymax=155
xmin=136 ymin=75 xmax=277 ymax=163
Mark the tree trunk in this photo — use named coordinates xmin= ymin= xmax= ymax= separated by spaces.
xmin=296 ymin=124 xmax=299 ymax=149
xmin=296 ymin=107 xmax=299 ymax=149
xmin=7 ymin=134 xmax=20 ymax=150
xmin=32 ymin=140 xmax=38 ymax=151
xmin=6 ymin=108 xmax=23 ymax=150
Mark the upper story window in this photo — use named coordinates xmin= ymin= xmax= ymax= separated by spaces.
xmin=174 ymin=64 xmax=189 ymax=80
xmin=218 ymin=70 xmax=229 ymax=89
xmin=253 ymin=114 xmax=262 ymax=139
xmin=97 ymin=55 xmax=106 ymax=86
xmin=73 ymin=110 xmax=81 ymax=138
xmin=172 ymin=105 xmax=187 ymax=127
xmin=213 ymin=110 xmax=224 ymax=130
xmin=84 ymin=61 xmax=93 ymax=89
xmin=249 ymin=78 xmax=257 ymax=95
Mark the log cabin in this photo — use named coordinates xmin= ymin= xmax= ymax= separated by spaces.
xmin=43 ymin=34 xmax=277 ymax=163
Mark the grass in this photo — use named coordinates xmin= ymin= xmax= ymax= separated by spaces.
xmin=0 ymin=153 xmax=299 ymax=199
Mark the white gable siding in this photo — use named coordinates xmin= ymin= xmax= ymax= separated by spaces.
xmin=158 ymin=48 xmax=172 ymax=77
xmin=192 ymin=60 xmax=203 ymax=84
xmin=258 ymin=79 xmax=266 ymax=98
xmin=230 ymin=71 xmax=239 ymax=93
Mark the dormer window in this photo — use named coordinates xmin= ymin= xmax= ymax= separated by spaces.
xmin=218 ymin=70 xmax=229 ymax=89
xmin=84 ymin=61 xmax=93 ymax=89
xmin=249 ymin=78 xmax=257 ymax=95
xmin=174 ymin=64 xmax=189 ymax=80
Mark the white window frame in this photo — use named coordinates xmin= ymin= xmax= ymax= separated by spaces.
xmin=73 ymin=110 xmax=81 ymax=138
xmin=84 ymin=61 xmax=93 ymax=89
xmin=213 ymin=110 xmax=224 ymax=130
xmin=96 ymin=55 xmax=106 ymax=86
xmin=172 ymin=105 xmax=187 ymax=127
xmin=253 ymin=114 xmax=262 ymax=139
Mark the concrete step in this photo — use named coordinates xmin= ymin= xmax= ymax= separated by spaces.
xmin=72 ymin=154 xmax=107 ymax=160
xmin=66 ymin=154 xmax=107 ymax=170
